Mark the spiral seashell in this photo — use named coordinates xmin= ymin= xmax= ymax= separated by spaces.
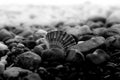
xmin=46 ymin=30 xmax=77 ymax=51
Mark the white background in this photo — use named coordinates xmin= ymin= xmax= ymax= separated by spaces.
xmin=0 ymin=0 xmax=120 ymax=6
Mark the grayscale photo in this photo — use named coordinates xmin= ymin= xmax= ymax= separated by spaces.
xmin=0 ymin=0 xmax=119 ymax=80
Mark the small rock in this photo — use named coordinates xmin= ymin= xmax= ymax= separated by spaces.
xmin=22 ymin=73 xmax=42 ymax=80
xmin=71 ymin=36 xmax=105 ymax=53
xmin=86 ymin=49 xmax=110 ymax=64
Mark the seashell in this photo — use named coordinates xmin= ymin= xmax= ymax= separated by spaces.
xmin=41 ymin=48 xmax=65 ymax=62
xmin=46 ymin=30 xmax=76 ymax=51
xmin=86 ymin=49 xmax=110 ymax=64
xmin=15 ymin=51 xmax=41 ymax=70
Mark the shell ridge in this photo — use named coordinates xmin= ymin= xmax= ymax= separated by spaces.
xmin=46 ymin=31 xmax=77 ymax=51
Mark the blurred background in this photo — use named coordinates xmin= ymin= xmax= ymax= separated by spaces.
xmin=0 ymin=0 xmax=120 ymax=6
xmin=0 ymin=0 xmax=119 ymax=29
